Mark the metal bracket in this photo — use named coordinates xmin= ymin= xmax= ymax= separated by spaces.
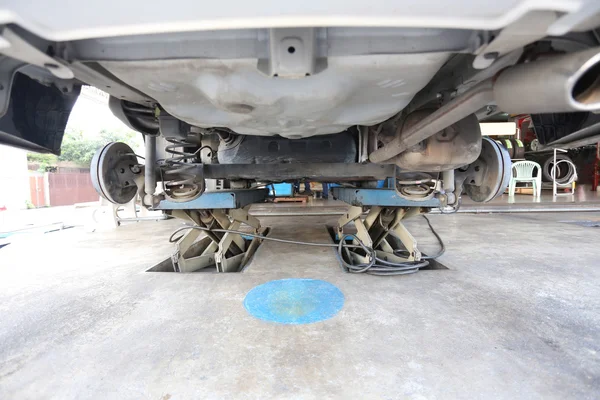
xmin=0 ymin=56 xmax=25 ymax=117
xmin=472 ymin=11 xmax=557 ymax=69
xmin=262 ymin=28 xmax=319 ymax=78
xmin=0 ymin=28 xmax=74 ymax=79
xmin=337 ymin=206 xmax=422 ymax=268
xmin=332 ymin=187 xmax=441 ymax=208
xmin=155 ymin=188 xmax=269 ymax=210
xmin=169 ymin=206 xmax=265 ymax=273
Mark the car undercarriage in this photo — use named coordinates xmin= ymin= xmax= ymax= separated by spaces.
xmin=1 ymin=1 xmax=600 ymax=272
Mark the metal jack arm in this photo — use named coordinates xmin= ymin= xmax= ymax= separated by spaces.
xmin=169 ymin=206 xmax=265 ymax=272
xmin=337 ymin=206 xmax=423 ymax=267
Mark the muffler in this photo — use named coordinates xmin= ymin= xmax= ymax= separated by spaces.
xmin=369 ymin=47 xmax=600 ymax=164
xmin=494 ymin=47 xmax=600 ymax=114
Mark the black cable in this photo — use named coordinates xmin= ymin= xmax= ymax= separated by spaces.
xmin=198 ymin=145 xmax=216 ymax=157
xmin=168 ymin=214 xmax=445 ymax=276
xmin=391 ymin=216 xmax=445 ymax=260
xmin=419 ymin=215 xmax=446 ymax=259
xmin=124 ymin=152 xmax=145 ymax=159
xmin=169 ymin=225 xmax=348 ymax=247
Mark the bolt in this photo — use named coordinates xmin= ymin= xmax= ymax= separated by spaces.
xmin=483 ymin=52 xmax=499 ymax=60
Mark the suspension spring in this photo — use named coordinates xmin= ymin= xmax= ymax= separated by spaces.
xmin=395 ymin=172 xmax=438 ymax=200
xmin=161 ymin=137 xmax=203 ymax=201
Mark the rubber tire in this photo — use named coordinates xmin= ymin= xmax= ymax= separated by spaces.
xmin=529 ymin=138 xmax=540 ymax=152
xmin=542 ymin=154 xmax=575 ymax=184
xmin=510 ymin=139 xmax=525 ymax=160
xmin=502 ymin=139 xmax=515 ymax=159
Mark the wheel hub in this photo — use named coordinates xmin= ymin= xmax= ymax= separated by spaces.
xmin=91 ymin=142 xmax=141 ymax=204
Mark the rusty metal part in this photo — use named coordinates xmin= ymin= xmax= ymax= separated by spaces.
xmin=198 ymin=162 xmax=395 ymax=181
xmin=91 ymin=141 xmax=141 ymax=205
xmin=161 ymin=136 xmax=204 ymax=202
xmin=457 ymin=137 xmax=512 ymax=203
xmin=369 ymin=47 xmax=600 ymax=165
xmin=388 ymin=111 xmax=482 ymax=171
xmin=369 ymin=80 xmax=494 ymax=163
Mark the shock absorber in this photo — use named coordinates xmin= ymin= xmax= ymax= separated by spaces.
xmin=145 ymin=134 xmax=158 ymax=197
xmin=161 ymin=136 xmax=204 ymax=201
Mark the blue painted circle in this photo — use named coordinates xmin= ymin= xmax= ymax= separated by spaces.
xmin=244 ymin=279 xmax=344 ymax=324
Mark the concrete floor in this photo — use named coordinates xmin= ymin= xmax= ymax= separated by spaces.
xmin=0 ymin=211 xmax=599 ymax=399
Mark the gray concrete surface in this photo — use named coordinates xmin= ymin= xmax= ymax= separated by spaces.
xmin=0 ymin=212 xmax=599 ymax=399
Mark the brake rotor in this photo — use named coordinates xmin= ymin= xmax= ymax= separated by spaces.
xmin=465 ymin=137 xmax=512 ymax=202
xmin=91 ymin=142 xmax=140 ymax=204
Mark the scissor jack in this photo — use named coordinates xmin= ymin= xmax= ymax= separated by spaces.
xmin=331 ymin=186 xmax=443 ymax=275
xmin=337 ymin=206 xmax=424 ymax=268
xmin=168 ymin=206 xmax=268 ymax=272
xmin=148 ymin=189 xmax=269 ymax=273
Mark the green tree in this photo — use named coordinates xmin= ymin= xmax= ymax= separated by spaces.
xmin=27 ymin=152 xmax=58 ymax=165
xmin=26 ymin=152 xmax=58 ymax=171
xmin=98 ymin=129 xmax=140 ymax=145
xmin=28 ymin=128 xmax=144 ymax=167
xmin=58 ymin=129 xmax=101 ymax=166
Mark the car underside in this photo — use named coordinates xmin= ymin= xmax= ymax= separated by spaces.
xmin=1 ymin=1 xmax=600 ymax=213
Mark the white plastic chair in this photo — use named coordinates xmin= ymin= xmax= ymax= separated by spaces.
xmin=509 ymin=160 xmax=542 ymax=197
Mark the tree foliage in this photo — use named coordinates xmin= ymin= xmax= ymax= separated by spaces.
xmin=27 ymin=129 xmax=143 ymax=167
xmin=27 ymin=152 xmax=58 ymax=165
xmin=57 ymin=129 xmax=102 ymax=166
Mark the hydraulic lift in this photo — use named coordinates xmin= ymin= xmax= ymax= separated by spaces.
xmin=332 ymin=187 xmax=441 ymax=273
xmin=151 ymin=189 xmax=269 ymax=273
xmin=144 ymin=182 xmax=442 ymax=274
xmin=152 ymin=185 xmax=438 ymax=274
xmin=90 ymin=137 xmax=510 ymax=274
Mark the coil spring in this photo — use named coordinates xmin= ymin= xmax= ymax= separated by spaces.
xmin=162 ymin=137 xmax=203 ymax=201
xmin=395 ymin=172 xmax=437 ymax=200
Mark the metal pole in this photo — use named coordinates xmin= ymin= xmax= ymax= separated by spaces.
xmin=593 ymin=142 xmax=600 ymax=191
xmin=442 ymin=170 xmax=455 ymax=204
xmin=553 ymin=148 xmax=558 ymax=197
xmin=552 ymin=148 xmax=574 ymax=197
xmin=145 ymin=135 xmax=157 ymax=196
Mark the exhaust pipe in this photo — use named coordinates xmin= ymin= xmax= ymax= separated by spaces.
xmin=369 ymin=47 xmax=600 ymax=164
xmin=494 ymin=47 xmax=600 ymax=114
